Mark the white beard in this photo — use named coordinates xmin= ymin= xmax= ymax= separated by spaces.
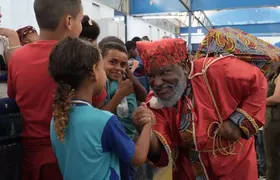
xmin=150 ymin=75 xmax=187 ymax=108
xmin=148 ymin=96 xmax=164 ymax=109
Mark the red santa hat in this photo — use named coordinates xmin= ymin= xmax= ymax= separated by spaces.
xmin=136 ymin=38 xmax=187 ymax=73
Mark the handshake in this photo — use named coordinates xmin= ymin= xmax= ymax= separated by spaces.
xmin=132 ymin=103 xmax=156 ymax=133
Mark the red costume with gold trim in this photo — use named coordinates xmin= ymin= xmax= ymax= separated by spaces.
xmin=137 ymin=38 xmax=267 ymax=180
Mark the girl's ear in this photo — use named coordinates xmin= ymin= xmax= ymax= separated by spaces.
xmin=90 ymin=64 xmax=98 ymax=82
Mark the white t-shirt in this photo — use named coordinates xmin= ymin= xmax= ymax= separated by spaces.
xmin=0 ymin=35 xmax=8 ymax=56
xmin=0 ymin=36 xmax=9 ymax=97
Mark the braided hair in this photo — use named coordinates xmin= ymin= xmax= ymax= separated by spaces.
xmin=49 ymin=37 xmax=101 ymax=141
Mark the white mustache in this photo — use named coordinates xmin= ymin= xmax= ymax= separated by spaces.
xmin=153 ymin=84 xmax=175 ymax=91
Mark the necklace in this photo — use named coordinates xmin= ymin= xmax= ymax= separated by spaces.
xmin=71 ymin=100 xmax=92 ymax=107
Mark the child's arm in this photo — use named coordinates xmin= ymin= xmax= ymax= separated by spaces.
xmin=101 ymin=78 xmax=134 ymax=112
xmin=101 ymin=113 xmax=152 ymax=166
xmin=130 ymin=120 xmax=151 ymax=165
xmin=0 ymin=28 xmax=21 ymax=64
xmin=130 ymin=60 xmax=139 ymax=74
xmin=126 ymin=68 xmax=147 ymax=102
xmin=101 ymin=91 xmax=124 ymax=112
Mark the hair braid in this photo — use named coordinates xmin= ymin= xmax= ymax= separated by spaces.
xmin=53 ymin=83 xmax=75 ymax=141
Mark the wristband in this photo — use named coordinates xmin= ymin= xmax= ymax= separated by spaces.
xmin=7 ymin=45 xmax=22 ymax=50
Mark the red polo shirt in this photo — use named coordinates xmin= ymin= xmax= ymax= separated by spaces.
xmin=8 ymin=40 xmax=107 ymax=139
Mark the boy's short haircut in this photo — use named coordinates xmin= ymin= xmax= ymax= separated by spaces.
xmin=131 ymin=37 xmax=141 ymax=42
xmin=34 ymin=0 xmax=82 ymax=31
xmin=142 ymin=36 xmax=150 ymax=41
xmin=100 ymin=42 xmax=127 ymax=57
xmin=98 ymin=36 xmax=125 ymax=49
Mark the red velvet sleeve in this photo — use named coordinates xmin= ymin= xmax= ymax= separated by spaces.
xmin=224 ymin=57 xmax=267 ymax=138
xmin=92 ymin=88 xmax=107 ymax=108
xmin=146 ymin=93 xmax=173 ymax=167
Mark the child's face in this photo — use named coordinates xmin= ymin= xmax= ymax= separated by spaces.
xmin=103 ymin=49 xmax=128 ymax=81
xmin=130 ymin=48 xmax=138 ymax=58
xmin=93 ymin=58 xmax=107 ymax=96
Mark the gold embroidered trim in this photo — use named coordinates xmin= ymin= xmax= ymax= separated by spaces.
xmin=153 ymin=130 xmax=173 ymax=164
xmin=191 ymin=108 xmax=210 ymax=180
xmin=240 ymin=126 xmax=250 ymax=137
xmin=236 ymin=108 xmax=259 ymax=135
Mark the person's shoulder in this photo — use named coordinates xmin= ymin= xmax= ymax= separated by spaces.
xmin=68 ymin=106 xmax=116 ymax=133
xmin=79 ymin=106 xmax=115 ymax=123
xmin=98 ymin=108 xmax=115 ymax=120
xmin=12 ymin=45 xmax=29 ymax=56
xmin=95 ymin=110 xmax=120 ymax=130
xmin=10 ymin=44 xmax=35 ymax=61
xmin=11 ymin=41 xmax=57 ymax=62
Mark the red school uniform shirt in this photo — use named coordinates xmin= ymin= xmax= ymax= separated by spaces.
xmin=8 ymin=40 xmax=107 ymax=139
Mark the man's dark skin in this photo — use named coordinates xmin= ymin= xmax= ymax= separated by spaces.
xmin=132 ymin=63 xmax=242 ymax=161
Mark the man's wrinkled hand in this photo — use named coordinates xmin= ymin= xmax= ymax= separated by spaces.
xmin=217 ymin=120 xmax=242 ymax=141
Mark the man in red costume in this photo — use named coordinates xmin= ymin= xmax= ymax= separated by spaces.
xmin=134 ymin=38 xmax=267 ymax=180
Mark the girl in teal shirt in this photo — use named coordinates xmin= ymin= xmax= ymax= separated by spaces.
xmin=49 ymin=38 xmax=153 ymax=180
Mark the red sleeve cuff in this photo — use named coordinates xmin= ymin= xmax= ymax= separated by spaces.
xmin=149 ymin=147 xmax=169 ymax=167
xmin=92 ymin=88 xmax=107 ymax=106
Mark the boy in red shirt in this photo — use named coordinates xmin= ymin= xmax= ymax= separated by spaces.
xmin=6 ymin=1 xmax=104 ymax=180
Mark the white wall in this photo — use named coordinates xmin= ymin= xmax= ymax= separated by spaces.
xmin=83 ymin=0 xmax=115 ymax=20
xmin=190 ymin=35 xmax=205 ymax=44
xmin=0 ymin=0 xmax=126 ymax=41
xmin=259 ymin=36 xmax=280 ymax=45
xmin=0 ymin=0 xmax=175 ymax=42
xmin=0 ymin=0 xmax=116 ymax=31
xmin=0 ymin=0 xmax=38 ymax=30
xmin=96 ymin=18 xmax=125 ymax=43
xmin=127 ymin=16 xmax=175 ymax=41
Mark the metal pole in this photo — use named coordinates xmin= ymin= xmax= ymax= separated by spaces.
xmin=188 ymin=12 xmax=192 ymax=53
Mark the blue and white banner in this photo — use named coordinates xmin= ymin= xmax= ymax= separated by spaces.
xmin=208 ymin=8 xmax=280 ymax=26
xmin=130 ymin=0 xmax=187 ymax=15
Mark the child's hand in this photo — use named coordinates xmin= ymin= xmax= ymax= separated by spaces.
xmin=132 ymin=103 xmax=156 ymax=132
xmin=116 ymin=75 xmax=134 ymax=98
xmin=125 ymin=67 xmax=134 ymax=81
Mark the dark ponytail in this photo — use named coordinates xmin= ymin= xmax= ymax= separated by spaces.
xmin=80 ymin=15 xmax=100 ymax=41
xmin=53 ymin=83 xmax=75 ymax=141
